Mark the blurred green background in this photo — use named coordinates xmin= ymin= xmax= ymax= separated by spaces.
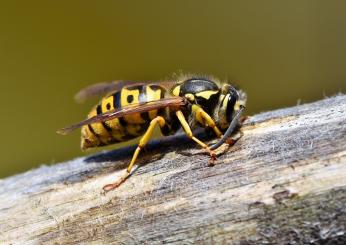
xmin=0 ymin=1 xmax=345 ymax=178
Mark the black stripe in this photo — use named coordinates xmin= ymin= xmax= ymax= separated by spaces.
xmin=157 ymin=86 xmax=166 ymax=117
xmin=103 ymin=121 xmax=113 ymax=133
xmin=88 ymin=124 xmax=100 ymax=139
xmin=96 ymin=104 xmax=113 ymax=134
xmin=88 ymin=123 xmax=111 ymax=146
xmin=119 ymin=117 xmax=128 ymax=127
xmin=112 ymin=91 xmax=121 ymax=108
xmin=112 ymin=91 xmax=127 ymax=127
xmin=96 ymin=104 xmax=102 ymax=115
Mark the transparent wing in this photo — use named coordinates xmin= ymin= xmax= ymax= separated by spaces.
xmin=74 ymin=81 xmax=139 ymax=103
xmin=74 ymin=80 xmax=176 ymax=103
xmin=57 ymin=96 xmax=186 ymax=135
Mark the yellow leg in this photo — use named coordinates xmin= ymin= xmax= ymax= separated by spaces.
xmin=175 ymin=110 xmax=216 ymax=163
xmin=194 ymin=105 xmax=222 ymax=138
xmin=103 ymin=116 xmax=166 ymax=192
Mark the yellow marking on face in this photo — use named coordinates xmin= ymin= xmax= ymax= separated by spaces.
xmin=121 ymin=88 xmax=145 ymax=124
xmin=172 ymin=85 xmax=181 ymax=96
xmin=222 ymin=94 xmax=230 ymax=110
xmin=195 ymin=90 xmax=219 ymax=100
xmin=217 ymin=94 xmax=230 ymax=129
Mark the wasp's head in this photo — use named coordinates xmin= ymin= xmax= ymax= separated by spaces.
xmin=214 ymin=84 xmax=246 ymax=130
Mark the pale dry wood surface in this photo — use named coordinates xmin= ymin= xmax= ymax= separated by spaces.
xmin=0 ymin=95 xmax=345 ymax=244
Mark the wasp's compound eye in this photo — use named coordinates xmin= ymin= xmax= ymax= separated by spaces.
xmin=226 ymin=88 xmax=239 ymax=122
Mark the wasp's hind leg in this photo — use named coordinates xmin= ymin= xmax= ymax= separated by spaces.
xmin=103 ymin=116 xmax=166 ymax=192
xmin=175 ymin=110 xmax=217 ymax=166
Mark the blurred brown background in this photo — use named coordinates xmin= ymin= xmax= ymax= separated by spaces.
xmin=0 ymin=1 xmax=345 ymax=178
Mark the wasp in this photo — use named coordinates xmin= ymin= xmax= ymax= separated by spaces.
xmin=57 ymin=75 xmax=246 ymax=191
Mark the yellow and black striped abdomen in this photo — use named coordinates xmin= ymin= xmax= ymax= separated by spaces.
xmin=81 ymin=84 xmax=166 ymax=149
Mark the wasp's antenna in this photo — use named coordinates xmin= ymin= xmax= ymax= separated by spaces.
xmin=209 ymin=105 xmax=245 ymax=150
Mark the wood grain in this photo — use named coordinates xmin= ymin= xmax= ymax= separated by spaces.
xmin=0 ymin=95 xmax=345 ymax=244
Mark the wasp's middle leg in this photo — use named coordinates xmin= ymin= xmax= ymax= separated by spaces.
xmin=103 ymin=116 xmax=166 ymax=191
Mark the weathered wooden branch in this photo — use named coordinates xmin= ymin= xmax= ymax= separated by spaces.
xmin=0 ymin=95 xmax=345 ymax=244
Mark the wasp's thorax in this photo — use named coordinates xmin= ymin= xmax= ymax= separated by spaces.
xmin=172 ymin=78 xmax=220 ymax=113
xmin=171 ymin=78 xmax=246 ymax=131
